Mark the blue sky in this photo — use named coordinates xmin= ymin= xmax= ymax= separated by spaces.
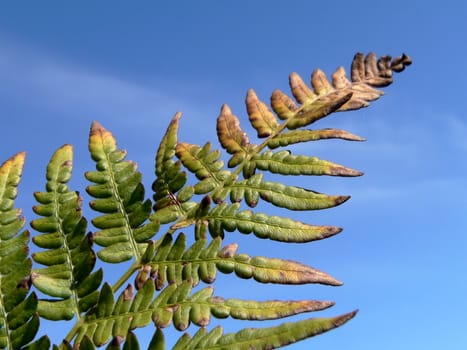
xmin=1 ymin=1 xmax=466 ymax=349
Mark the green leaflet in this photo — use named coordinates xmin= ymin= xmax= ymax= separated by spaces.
xmin=152 ymin=112 xmax=194 ymax=217
xmin=209 ymin=298 xmax=334 ymax=320
xmin=30 ymin=145 xmax=102 ymax=319
xmin=37 ymin=299 xmax=75 ymax=321
xmin=155 ymin=112 xmax=181 ymax=177
xmin=216 ymin=243 xmax=341 ymax=286
xmin=122 ymin=332 xmax=140 ymax=350
xmin=147 ymin=328 xmax=165 ymax=350
xmin=22 ymin=335 xmax=51 ymax=350
xmin=0 ymin=152 xmax=40 ymax=349
xmin=173 ymin=310 xmax=357 ymax=350
xmin=229 ymin=173 xmax=350 ymax=210
xmin=86 ymin=122 xmax=157 ymax=263
xmin=205 ymin=203 xmax=342 ymax=242
xmin=176 ymin=142 xmax=232 ymax=195
xmin=267 ymin=128 xmax=365 ymax=149
xmin=138 ymin=233 xmax=221 ymax=289
xmin=253 ymin=150 xmax=363 ymax=177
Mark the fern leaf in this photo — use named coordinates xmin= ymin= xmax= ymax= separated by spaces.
xmin=268 ymin=53 xmax=411 ymax=131
xmin=173 ymin=310 xmax=357 ymax=349
xmin=253 ymin=150 xmax=362 ymax=177
xmin=140 ymin=233 xmax=339 ymax=288
xmin=216 ymin=104 xmax=250 ymax=154
xmin=155 ymin=112 xmax=181 ymax=177
xmin=30 ymin=145 xmax=102 ymax=320
xmin=152 ymin=112 xmax=194 ymax=222
xmin=299 ymin=53 xmax=412 ymax=126
xmin=216 ymin=243 xmax=341 ymax=285
xmin=22 ymin=335 xmax=51 ymax=350
xmin=0 ymin=152 xmax=42 ymax=349
xmin=211 ymin=298 xmax=333 ymax=321
xmin=75 ymin=280 xmax=343 ymax=347
xmin=122 ymin=331 xmax=140 ymax=350
xmin=86 ymin=122 xmax=158 ymax=263
xmin=139 ymin=233 xmax=220 ymax=289
xmin=270 ymin=89 xmax=299 ymax=120
xmin=246 ymin=89 xmax=280 ymax=138
xmin=267 ymin=128 xmax=365 ymax=149
xmin=205 ymin=202 xmax=341 ymax=242
xmin=175 ymin=142 xmax=232 ymax=195
xmin=216 ymin=104 xmax=254 ymax=168
xmin=147 ymin=328 xmax=165 ymax=350
xmin=229 ymin=173 xmax=349 ymax=210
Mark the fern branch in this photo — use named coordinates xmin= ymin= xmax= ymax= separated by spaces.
xmin=0 ymin=152 xmax=43 ymax=349
xmin=133 ymin=231 xmax=342 ymax=296
xmin=226 ymin=173 xmax=350 ymax=209
xmin=30 ymin=145 xmax=103 ymax=322
xmin=86 ymin=122 xmax=159 ymax=263
xmin=266 ymin=128 xmax=365 ymax=149
xmin=71 ymin=280 xmax=340 ymax=348
xmin=173 ymin=310 xmax=357 ymax=350
xmin=204 ymin=202 xmax=341 ymax=242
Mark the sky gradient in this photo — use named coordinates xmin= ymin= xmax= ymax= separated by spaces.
xmin=1 ymin=1 xmax=466 ymax=349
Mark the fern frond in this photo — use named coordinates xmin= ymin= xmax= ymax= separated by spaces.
xmin=272 ymin=52 xmax=413 ymax=128
xmin=30 ymin=145 xmax=102 ymax=321
xmin=175 ymin=142 xmax=233 ymax=195
xmin=266 ymin=128 xmax=365 ymax=149
xmin=74 ymin=280 xmax=340 ymax=347
xmin=173 ymin=310 xmax=357 ymax=350
xmin=0 ymin=153 xmax=42 ymax=349
xmin=86 ymin=122 xmax=159 ymax=263
xmin=152 ymin=112 xmax=195 ymax=217
xmin=253 ymin=150 xmax=362 ymax=177
xmin=228 ymin=173 xmax=349 ymax=210
xmin=137 ymin=233 xmax=220 ymax=290
xmin=205 ymin=202 xmax=341 ymax=242
xmin=137 ymin=233 xmax=340 ymax=290
xmin=216 ymin=243 xmax=341 ymax=286
xmin=246 ymin=89 xmax=280 ymax=138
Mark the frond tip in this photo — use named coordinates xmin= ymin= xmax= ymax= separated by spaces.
xmin=173 ymin=310 xmax=358 ymax=349
xmin=31 ymin=145 xmax=102 ymax=320
xmin=0 ymin=152 xmax=41 ymax=348
xmin=268 ymin=52 xmax=412 ymax=130
xmin=86 ymin=122 xmax=157 ymax=263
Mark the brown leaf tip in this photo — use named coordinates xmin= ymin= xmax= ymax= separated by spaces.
xmin=333 ymin=309 xmax=359 ymax=327
xmin=172 ymin=111 xmax=182 ymax=121
xmin=90 ymin=121 xmax=108 ymax=136
xmin=220 ymin=104 xmax=232 ymax=116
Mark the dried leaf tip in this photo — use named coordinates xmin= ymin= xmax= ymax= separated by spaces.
xmin=90 ymin=121 xmax=106 ymax=134
xmin=351 ymin=52 xmax=412 ymax=87
xmin=391 ymin=53 xmax=412 ymax=72
xmin=172 ymin=111 xmax=182 ymax=122
xmin=220 ymin=103 xmax=232 ymax=116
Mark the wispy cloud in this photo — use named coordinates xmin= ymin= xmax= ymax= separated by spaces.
xmin=0 ymin=38 xmax=205 ymax=129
